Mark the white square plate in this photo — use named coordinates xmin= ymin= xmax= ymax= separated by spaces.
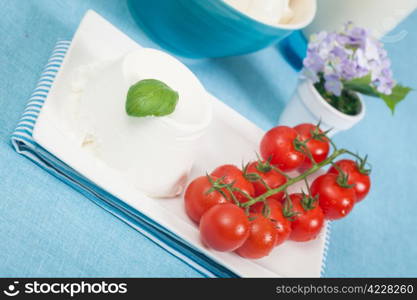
xmin=33 ymin=10 xmax=327 ymax=277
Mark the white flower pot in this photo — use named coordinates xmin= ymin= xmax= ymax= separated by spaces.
xmin=279 ymin=79 xmax=365 ymax=136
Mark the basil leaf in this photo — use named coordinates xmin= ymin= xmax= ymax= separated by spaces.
xmin=126 ymin=79 xmax=179 ymax=117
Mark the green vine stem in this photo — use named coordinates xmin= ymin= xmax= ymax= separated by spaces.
xmin=241 ymin=148 xmax=348 ymax=208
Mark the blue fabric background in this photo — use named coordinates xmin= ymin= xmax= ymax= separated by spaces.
xmin=1 ymin=0 xmax=416 ymax=277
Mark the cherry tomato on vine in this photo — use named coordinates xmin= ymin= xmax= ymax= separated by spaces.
xmin=184 ymin=176 xmax=228 ymax=223
xmin=287 ymin=193 xmax=324 ymax=242
xmin=310 ymin=173 xmax=356 ymax=220
xmin=328 ymin=159 xmax=371 ymax=202
xmin=260 ymin=126 xmax=305 ymax=172
xmin=294 ymin=123 xmax=330 ymax=170
xmin=245 ymin=160 xmax=287 ymax=201
xmin=235 ymin=214 xmax=277 ymax=259
xmin=199 ymin=203 xmax=250 ymax=252
xmin=211 ymin=164 xmax=255 ymax=203
xmin=251 ymin=199 xmax=291 ymax=246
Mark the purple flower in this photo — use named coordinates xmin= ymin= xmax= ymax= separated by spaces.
xmin=304 ymin=50 xmax=324 ymax=74
xmin=340 ymin=59 xmax=357 ymax=80
xmin=354 ymin=48 xmax=370 ymax=75
xmin=341 ymin=21 xmax=370 ymax=50
xmin=324 ymin=74 xmax=343 ymax=96
xmin=375 ymin=68 xmax=395 ymax=95
xmin=303 ymin=22 xmax=395 ymax=96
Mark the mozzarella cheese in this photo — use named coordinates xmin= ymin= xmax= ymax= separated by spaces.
xmin=224 ymin=0 xmax=294 ymax=25
xmin=71 ymin=49 xmax=212 ymax=197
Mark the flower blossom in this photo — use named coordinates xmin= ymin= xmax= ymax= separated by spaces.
xmin=303 ymin=22 xmax=395 ymax=96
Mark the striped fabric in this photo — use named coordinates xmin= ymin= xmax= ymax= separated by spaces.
xmin=12 ymin=41 xmax=70 ymax=148
xmin=11 ymin=41 xmax=237 ymax=278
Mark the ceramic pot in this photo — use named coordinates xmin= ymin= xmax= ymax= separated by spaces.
xmin=279 ymin=79 xmax=365 ymax=136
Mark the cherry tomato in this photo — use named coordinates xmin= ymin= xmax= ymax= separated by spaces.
xmin=260 ymin=126 xmax=305 ymax=172
xmin=294 ymin=123 xmax=330 ymax=170
xmin=328 ymin=159 xmax=371 ymax=202
xmin=310 ymin=173 xmax=356 ymax=220
xmin=287 ymin=193 xmax=324 ymax=242
xmin=245 ymin=161 xmax=287 ymax=201
xmin=251 ymin=199 xmax=291 ymax=246
xmin=184 ymin=176 xmax=228 ymax=223
xmin=235 ymin=214 xmax=277 ymax=259
xmin=211 ymin=164 xmax=255 ymax=203
xmin=199 ymin=203 xmax=250 ymax=252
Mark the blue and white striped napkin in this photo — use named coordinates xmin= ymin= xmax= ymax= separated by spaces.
xmin=12 ymin=41 xmax=71 ymax=150
xmin=11 ymin=41 xmax=237 ymax=278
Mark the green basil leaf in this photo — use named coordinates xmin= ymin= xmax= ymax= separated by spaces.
xmin=125 ymin=79 xmax=179 ymax=117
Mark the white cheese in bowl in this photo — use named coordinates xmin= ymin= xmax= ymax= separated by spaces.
xmin=73 ymin=48 xmax=212 ymax=198
xmin=224 ymin=0 xmax=294 ymax=26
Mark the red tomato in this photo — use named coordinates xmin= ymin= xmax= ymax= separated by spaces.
xmin=310 ymin=173 xmax=356 ymax=220
xmin=211 ymin=164 xmax=255 ymax=203
xmin=199 ymin=203 xmax=250 ymax=252
xmin=328 ymin=159 xmax=371 ymax=202
xmin=245 ymin=161 xmax=287 ymax=201
xmin=184 ymin=176 xmax=228 ymax=223
xmin=294 ymin=123 xmax=330 ymax=170
xmin=287 ymin=193 xmax=325 ymax=242
xmin=260 ymin=126 xmax=305 ymax=172
xmin=251 ymin=199 xmax=291 ymax=246
xmin=235 ymin=214 xmax=277 ymax=259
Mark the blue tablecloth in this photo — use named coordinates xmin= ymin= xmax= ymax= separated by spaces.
xmin=1 ymin=0 xmax=416 ymax=277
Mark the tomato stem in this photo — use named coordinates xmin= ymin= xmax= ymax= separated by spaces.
xmin=271 ymin=165 xmax=292 ymax=180
xmin=241 ymin=148 xmax=348 ymax=208
xmin=282 ymin=192 xmax=299 ymax=221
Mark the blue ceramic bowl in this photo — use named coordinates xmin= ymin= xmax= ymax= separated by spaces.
xmin=128 ymin=0 xmax=316 ymax=58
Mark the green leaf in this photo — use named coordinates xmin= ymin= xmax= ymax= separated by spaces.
xmin=345 ymin=74 xmax=372 ymax=86
xmin=343 ymin=74 xmax=379 ymax=97
xmin=125 ymin=79 xmax=179 ymax=117
xmin=343 ymin=75 xmax=412 ymax=113
xmin=380 ymin=84 xmax=412 ymax=114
